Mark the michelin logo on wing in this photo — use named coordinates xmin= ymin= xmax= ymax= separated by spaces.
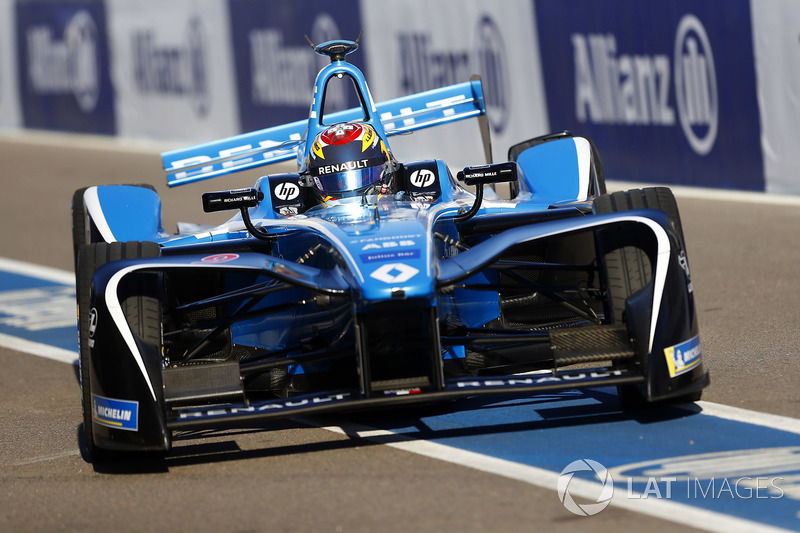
xmin=572 ymin=13 xmax=717 ymax=155
xmin=663 ymin=334 xmax=701 ymax=378
xmin=398 ymin=15 xmax=508 ymax=134
xmin=92 ymin=394 xmax=138 ymax=431
xmin=26 ymin=10 xmax=100 ymax=112
xmin=132 ymin=16 xmax=210 ymax=118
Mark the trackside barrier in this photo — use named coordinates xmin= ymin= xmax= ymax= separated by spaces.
xmin=0 ymin=0 xmax=797 ymax=194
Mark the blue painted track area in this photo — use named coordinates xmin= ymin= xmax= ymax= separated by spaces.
xmin=339 ymin=391 xmax=800 ymax=531
xmin=2 ymin=261 xmax=798 ymax=531
xmin=0 ymin=263 xmax=76 ymax=360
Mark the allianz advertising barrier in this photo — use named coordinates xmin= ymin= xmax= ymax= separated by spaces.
xmin=1 ymin=0 xmax=799 ymax=195
xmin=15 ymin=0 xmax=116 ymax=134
xmin=358 ymin=0 xmax=550 ymax=169
xmin=107 ymin=0 xmax=240 ymax=142
xmin=228 ymin=0 xmax=365 ymax=134
xmin=534 ymin=0 xmax=765 ymax=191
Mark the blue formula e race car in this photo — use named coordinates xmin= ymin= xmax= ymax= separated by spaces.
xmin=72 ymin=39 xmax=707 ymax=461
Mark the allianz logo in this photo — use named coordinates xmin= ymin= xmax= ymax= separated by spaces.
xmin=572 ymin=14 xmax=717 ymax=155
xmin=248 ymin=13 xmax=346 ymax=110
xmin=26 ymin=10 xmax=100 ymax=113
xmin=398 ymin=15 xmax=509 ymax=134
xmin=132 ymin=16 xmax=210 ymax=118
xmin=249 ymin=30 xmax=318 ymax=107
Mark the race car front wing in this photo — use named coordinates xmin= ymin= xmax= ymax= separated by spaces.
xmin=168 ymin=366 xmax=645 ymax=430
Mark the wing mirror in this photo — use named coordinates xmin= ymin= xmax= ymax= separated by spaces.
xmin=455 ymin=162 xmax=518 ymax=222
xmin=202 ymin=188 xmax=263 ymax=213
xmin=202 ymin=188 xmax=273 ymax=241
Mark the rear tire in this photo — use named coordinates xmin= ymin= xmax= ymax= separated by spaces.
xmin=77 ymin=241 xmax=162 ymax=462
xmin=593 ymin=187 xmax=699 ymax=407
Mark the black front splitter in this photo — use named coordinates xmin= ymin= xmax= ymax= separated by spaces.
xmin=167 ymin=367 xmax=644 ymax=430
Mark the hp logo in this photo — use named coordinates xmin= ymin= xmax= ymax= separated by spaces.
xmin=409 ymin=169 xmax=435 ymax=188
xmin=274 ymin=182 xmax=300 ymax=201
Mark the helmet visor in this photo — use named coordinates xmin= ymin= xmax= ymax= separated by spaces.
xmin=312 ymin=158 xmax=386 ymax=194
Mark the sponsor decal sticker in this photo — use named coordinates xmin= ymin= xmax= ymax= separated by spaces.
xmin=315 ymin=159 xmax=371 ymax=175
xmin=92 ymin=394 xmax=138 ymax=431
xmin=369 ymin=263 xmax=419 ymax=284
xmin=663 ymin=334 xmax=701 ymax=377
xmin=194 ymin=253 xmax=239 ymax=264
xmin=384 ymin=388 xmax=422 ymax=396
xmin=273 ymin=181 xmax=300 ymax=201
xmin=178 ymin=392 xmax=351 ymax=419
xmin=360 ymin=250 xmax=420 ymax=264
xmin=87 ymin=307 xmax=97 ymax=347
xmin=455 ymin=369 xmax=624 ymax=388
xmin=409 ymin=169 xmax=436 ymax=188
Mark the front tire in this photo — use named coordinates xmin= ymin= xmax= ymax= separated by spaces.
xmin=71 ymin=184 xmax=158 ymax=271
xmin=593 ymin=187 xmax=699 ymax=407
xmin=77 ymin=241 xmax=163 ymax=461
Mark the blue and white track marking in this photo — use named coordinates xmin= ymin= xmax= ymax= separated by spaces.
xmin=0 ymin=257 xmax=76 ymax=364
xmin=2 ymin=256 xmax=799 ymax=532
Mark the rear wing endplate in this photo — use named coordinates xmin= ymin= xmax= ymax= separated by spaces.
xmin=162 ymin=79 xmax=486 ymax=187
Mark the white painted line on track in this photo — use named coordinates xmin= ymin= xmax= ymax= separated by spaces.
xmin=0 ymin=257 xmax=75 ymax=286
xmin=0 ymin=332 xmax=77 ymax=365
xmin=314 ymin=420 xmax=791 ymax=533
xmin=698 ymin=401 xmax=800 ymax=436
xmin=7 ymin=449 xmax=81 ymax=467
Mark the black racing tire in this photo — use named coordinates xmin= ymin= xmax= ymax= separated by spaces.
xmin=77 ymin=241 xmax=162 ymax=462
xmin=593 ymin=187 xmax=685 ymax=323
xmin=592 ymin=187 xmax=699 ymax=407
xmin=71 ymin=187 xmax=93 ymax=272
xmin=71 ymin=184 xmax=158 ymax=272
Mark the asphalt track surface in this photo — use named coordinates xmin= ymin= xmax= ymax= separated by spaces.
xmin=1 ymin=132 xmax=799 ymax=532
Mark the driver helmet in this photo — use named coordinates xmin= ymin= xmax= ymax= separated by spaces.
xmin=306 ymin=122 xmax=392 ymax=198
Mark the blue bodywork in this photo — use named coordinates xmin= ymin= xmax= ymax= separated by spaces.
xmin=75 ymin=40 xmax=707 ymax=457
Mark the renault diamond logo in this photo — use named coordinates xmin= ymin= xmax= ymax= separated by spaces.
xmin=370 ymin=263 xmax=419 ymax=284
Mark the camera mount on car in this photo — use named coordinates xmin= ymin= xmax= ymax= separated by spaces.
xmin=455 ymin=162 xmax=519 ymax=222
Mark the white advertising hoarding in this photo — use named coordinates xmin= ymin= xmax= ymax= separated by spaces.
xmin=359 ymin=0 xmax=549 ymax=171
xmin=107 ymin=0 xmax=239 ymax=143
xmin=0 ymin=0 xmax=20 ymax=129
xmin=751 ymin=0 xmax=800 ymax=194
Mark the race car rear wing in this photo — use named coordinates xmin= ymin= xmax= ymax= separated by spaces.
xmin=162 ymin=78 xmax=487 ymax=187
